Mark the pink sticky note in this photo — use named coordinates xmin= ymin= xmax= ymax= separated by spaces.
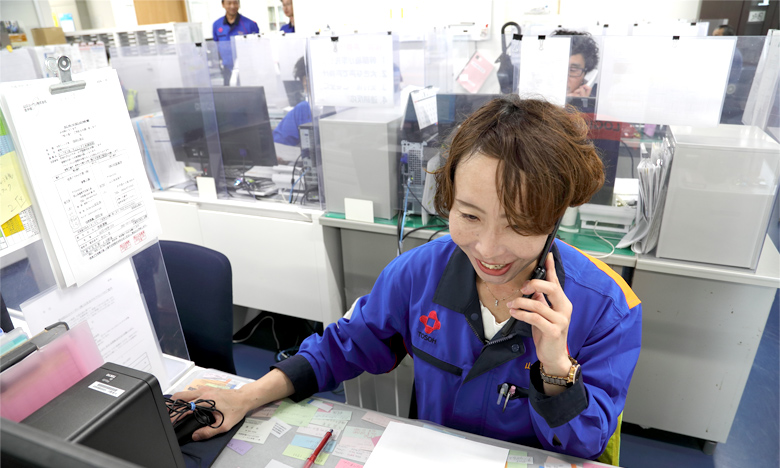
xmin=371 ymin=436 xmax=381 ymax=446
xmin=227 ymin=438 xmax=253 ymax=455
xmin=335 ymin=460 xmax=364 ymax=468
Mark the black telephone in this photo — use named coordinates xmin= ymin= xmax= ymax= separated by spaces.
xmin=501 ymin=216 xmax=563 ymax=337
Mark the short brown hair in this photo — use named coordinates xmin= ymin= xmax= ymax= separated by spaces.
xmin=433 ymin=95 xmax=604 ymax=235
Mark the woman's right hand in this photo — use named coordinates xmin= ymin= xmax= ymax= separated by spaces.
xmin=171 ymin=386 xmax=255 ymax=441
xmin=171 ymin=368 xmax=296 ymax=441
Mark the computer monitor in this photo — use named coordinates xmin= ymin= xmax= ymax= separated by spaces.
xmin=567 ymin=96 xmax=618 ymax=205
xmin=436 ymin=93 xmax=500 ymax=145
xmin=157 ymin=87 xmax=277 ymax=170
xmin=283 ymin=80 xmax=305 ymax=107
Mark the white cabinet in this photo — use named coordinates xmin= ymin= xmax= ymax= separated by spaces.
xmin=153 ymin=192 xmax=344 ymax=325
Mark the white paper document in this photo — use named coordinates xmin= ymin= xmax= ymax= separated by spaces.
xmin=0 ymin=49 xmax=39 ymax=83
xmin=364 ymin=421 xmax=508 ymax=468
xmin=597 ymin=36 xmax=735 ymax=126
xmin=517 ymin=37 xmax=570 ymax=106
xmin=0 ymin=68 xmax=161 ymax=286
xmin=309 ymin=34 xmax=396 ymax=107
xmin=234 ymin=35 xmax=287 ymax=109
xmin=20 ymin=258 xmax=168 ymax=387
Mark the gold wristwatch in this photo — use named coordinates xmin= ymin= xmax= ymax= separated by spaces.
xmin=540 ymin=356 xmax=581 ymax=387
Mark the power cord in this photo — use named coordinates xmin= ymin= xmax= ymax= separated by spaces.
xmin=165 ymin=398 xmax=224 ymax=430
xmin=233 ymin=315 xmax=281 ymax=352
xmin=588 ymin=221 xmax=616 ymax=259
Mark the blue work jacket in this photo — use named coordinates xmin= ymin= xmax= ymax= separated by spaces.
xmin=212 ymin=14 xmax=259 ymax=70
xmin=275 ymin=236 xmax=642 ymax=459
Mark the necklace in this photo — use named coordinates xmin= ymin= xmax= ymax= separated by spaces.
xmin=482 ymin=280 xmax=521 ymax=307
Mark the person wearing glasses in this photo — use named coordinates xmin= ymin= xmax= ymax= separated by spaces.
xmin=552 ymin=29 xmax=600 ymax=98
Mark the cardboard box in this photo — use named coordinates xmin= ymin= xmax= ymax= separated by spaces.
xmin=30 ymin=27 xmax=66 ymax=45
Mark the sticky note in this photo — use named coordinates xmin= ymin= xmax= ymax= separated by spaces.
xmin=1 ymin=213 xmax=24 ymax=236
xmin=339 ymin=436 xmax=375 ymax=451
xmin=332 ymin=444 xmax=372 ymax=464
xmin=264 ymin=461 xmax=294 ymax=468
xmin=282 ymin=445 xmax=329 ymax=465
xmin=343 ymin=426 xmax=383 ymax=439
xmin=335 ymin=460 xmax=364 ymax=468
xmin=275 ymin=400 xmax=320 ymax=427
xmin=344 ymin=198 xmax=374 ymax=223
xmin=226 ymin=438 xmax=253 ymax=455
xmin=308 ymin=418 xmax=349 ymax=432
xmin=298 ymin=423 xmax=341 ymax=439
xmin=309 ymin=399 xmax=333 ymax=412
xmin=233 ymin=418 xmax=273 ymax=444
xmin=0 ymin=151 xmax=31 ymax=224
xmin=507 ymin=449 xmax=532 ymax=467
xmin=290 ymin=434 xmax=336 ymax=452
xmin=310 ymin=410 xmax=352 ymax=421
xmin=270 ymin=417 xmax=292 ymax=438
xmin=196 ymin=176 xmax=217 ymax=200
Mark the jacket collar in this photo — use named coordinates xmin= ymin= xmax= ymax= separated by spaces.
xmin=432 ymin=240 xmax=566 ymax=340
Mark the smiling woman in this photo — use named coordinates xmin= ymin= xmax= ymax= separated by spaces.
xmin=173 ymin=95 xmax=641 ymax=464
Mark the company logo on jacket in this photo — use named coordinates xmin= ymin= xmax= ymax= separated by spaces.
xmin=418 ymin=311 xmax=441 ymax=344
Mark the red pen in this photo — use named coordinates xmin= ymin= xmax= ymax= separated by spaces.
xmin=303 ymin=428 xmax=333 ymax=468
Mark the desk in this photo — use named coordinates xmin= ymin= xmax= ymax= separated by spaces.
xmin=169 ymin=367 xmax=612 ymax=468
xmin=318 ymin=214 xmax=780 ymax=451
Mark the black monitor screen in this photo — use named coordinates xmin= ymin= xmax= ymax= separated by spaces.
xmin=213 ymin=87 xmax=276 ymax=167
xmin=156 ymin=88 xmax=208 ymax=165
xmin=157 ymin=87 xmax=277 ymax=169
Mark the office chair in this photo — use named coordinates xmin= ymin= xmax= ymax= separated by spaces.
xmin=159 ymin=241 xmax=236 ymax=375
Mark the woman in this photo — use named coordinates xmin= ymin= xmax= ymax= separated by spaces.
xmin=173 ymin=96 xmax=642 ymax=460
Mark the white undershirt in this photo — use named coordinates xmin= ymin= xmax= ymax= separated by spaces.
xmin=480 ymin=301 xmax=509 ymax=341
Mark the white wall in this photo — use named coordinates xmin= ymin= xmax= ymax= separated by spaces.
xmin=0 ymin=0 xmax=55 ymax=31
xmin=85 ymin=0 xmax=116 ymax=29
xmin=50 ymin=0 xmax=82 ymax=30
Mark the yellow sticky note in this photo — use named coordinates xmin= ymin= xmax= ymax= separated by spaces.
xmin=282 ymin=444 xmax=329 ymax=465
xmin=0 ymin=151 xmax=32 ymax=224
xmin=2 ymin=213 xmax=24 ymax=236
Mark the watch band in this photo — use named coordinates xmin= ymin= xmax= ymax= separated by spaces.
xmin=540 ymin=356 xmax=580 ymax=387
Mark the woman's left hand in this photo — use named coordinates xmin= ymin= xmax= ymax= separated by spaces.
xmin=507 ymin=252 xmax=573 ymax=376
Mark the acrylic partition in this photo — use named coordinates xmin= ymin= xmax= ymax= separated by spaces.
xmin=229 ymin=33 xmax=323 ymax=207
xmin=0 ymin=82 xmax=191 ymax=390
xmin=116 ymin=44 xmax=230 ymax=198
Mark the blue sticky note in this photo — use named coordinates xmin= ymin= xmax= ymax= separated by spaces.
xmin=290 ymin=434 xmax=336 ymax=452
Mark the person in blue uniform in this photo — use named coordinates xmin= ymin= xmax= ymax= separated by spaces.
xmin=173 ymin=96 xmax=642 ymax=461
xmin=212 ymin=0 xmax=259 ymax=85
xmin=279 ymin=0 xmax=295 ymax=33
xmin=273 ymin=57 xmax=310 ymax=147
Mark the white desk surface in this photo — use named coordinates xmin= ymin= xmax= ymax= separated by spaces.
xmin=153 ymin=189 xmax=323 ymax=223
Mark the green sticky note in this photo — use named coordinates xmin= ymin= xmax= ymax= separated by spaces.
xmin=507 ymin=449 xmax=529 ymax=468
xmin=275 ymin=399 xmax=320 ymax=427
xmin=282 ymin=444 xmax=330 ymax=465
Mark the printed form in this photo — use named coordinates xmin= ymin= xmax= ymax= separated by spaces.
xmin=20 ymin=258 xmax=169 ymax=388
xmin=0 ymin=69 xmax=160 ymax=286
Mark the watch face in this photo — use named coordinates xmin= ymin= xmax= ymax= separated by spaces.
xmin=567 ymin=364 xmax=582 ymax=387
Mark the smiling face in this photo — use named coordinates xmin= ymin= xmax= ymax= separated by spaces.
xmin=222 ymin=0 xmax=240 ymax=18
xmin=449 ymin=153 xmax=547 ymax=288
